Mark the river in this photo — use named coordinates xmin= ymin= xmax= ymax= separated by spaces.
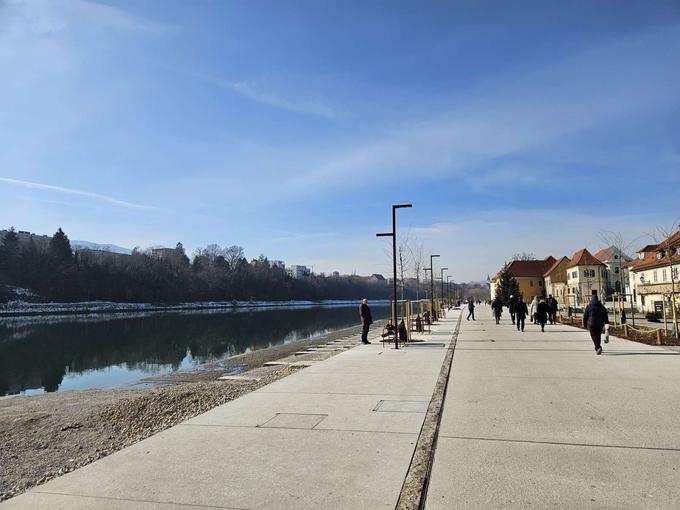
xmin=0 ymin=303 xmax=390 ymax=396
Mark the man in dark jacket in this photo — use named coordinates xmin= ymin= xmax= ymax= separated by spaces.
xmin=491 ymin=298 xmax=503 ymax=324
xmin=360 ymin=298 xmax=373 ymax=344
xmin=536 ymin=298 xmax=549 ymax=332
xmin=509 ymin=295 xmax=517 ymax=324
xmin=467 ymin=299 xmax=475 ymax=321
xmin=515 ymin=297 xmax=528 ymax=332
xmin=547 ymin=294 xmax=558 ymax=324
xmin=583 ymin=294 xmax=609 ymax=354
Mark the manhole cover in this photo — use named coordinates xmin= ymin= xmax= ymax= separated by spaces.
xmin=373 ymin=400 xmax=429 ymax=413
xmin=258 ymin=413 xmax=327 ymax=429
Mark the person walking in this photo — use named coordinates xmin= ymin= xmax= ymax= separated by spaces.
xmin=360 ymin=298 xmax=373 ymax=344
xmin=515 ymin=296 xmax=528 ymax=332
xmin=467 ymin=298 xmax=475 ymax=321
xmin=583 ymin=293 xmax=609 ymax=354
xmin=491 ymin=297 xmax=503 ymax=324
xmin=547 ymin=294 xmax=558 ymax=324
xmin=529 ymin=296 xmax=539 ymax=323
xmin=509 ymin=294 xmax=517 ymax=325
xmin=536 ymin=298 xmax=549 ymax=332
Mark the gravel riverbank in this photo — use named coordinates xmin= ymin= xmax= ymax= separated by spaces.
xmin=0 ymin=321 xmax=384 ymax=501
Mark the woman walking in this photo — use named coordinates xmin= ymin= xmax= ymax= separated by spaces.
xmin=583 ymin=294 xmax=609 ymax=355
xmin=529 ymin=296 xmax=539 ymax=323
xmin=535 ymin=298 xmax=549 ymax=332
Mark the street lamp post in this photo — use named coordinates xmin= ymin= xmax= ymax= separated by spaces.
xmin=429 ymin=254 xmax=440 ymax=321
xmin=440 ymin=267 xmax=448 ymax=310
xmin=376 ymin=203 xmax=412 ymax=349
xmin=447 ymin=275 xmax=453 ymax=306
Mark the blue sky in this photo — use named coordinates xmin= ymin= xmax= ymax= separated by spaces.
xmin=1 ymin=0 xmax=679 ymax=281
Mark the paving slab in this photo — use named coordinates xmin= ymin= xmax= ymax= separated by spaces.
xmin=10 ymin=427 xmax=416 ymax=510
xmin=426 ymin=305 xmax=680 ymax=510
xmin=185 ymin=391 xmax=427 ymax=434
xmin=426 ymin=436 xmax=680 ymax=510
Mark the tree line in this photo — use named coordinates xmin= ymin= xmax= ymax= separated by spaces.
xmin=0 ymin=227 xmax=392 ymax=303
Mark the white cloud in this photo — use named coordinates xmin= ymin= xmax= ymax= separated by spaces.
xmin=0 ymin=177 xmax=155 ymax=210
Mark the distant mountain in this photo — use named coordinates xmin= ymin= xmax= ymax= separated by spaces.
xmin=71 ymin=240 xmax=132 ymax=255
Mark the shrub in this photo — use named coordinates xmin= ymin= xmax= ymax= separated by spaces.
xmin=645 ymin=311 xmax=662 ymax=322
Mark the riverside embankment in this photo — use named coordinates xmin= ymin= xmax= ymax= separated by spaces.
xmin=0 ymin=320 xmax=386 ymax=502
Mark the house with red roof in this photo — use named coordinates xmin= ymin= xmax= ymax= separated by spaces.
xmin=543 ymin=256 xmax=570 ymax=305
xmin=566 ymin=248 xmax=607 ymax=306
xmin=489 ymin=256 xmax=556 ymax=301
xmin=628 ymin=227 xmax=680 ymax=314
xmin=593 ymin=246 xmax=633 ymax=295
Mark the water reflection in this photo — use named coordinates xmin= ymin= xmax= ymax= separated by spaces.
xmin=0 ymin=304 xmax=390 ymax=396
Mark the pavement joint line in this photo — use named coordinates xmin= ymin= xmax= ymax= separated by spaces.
xmin=437 ymin=435 xmax=680 ymax=453
xmin=456 ymin=348 xmax=600 ymax=352
xmin=30 ymin=491 xmax=249 ymax=510
xmin=396 ymin=314 xmax=463 ymax=510
xmin=177 ymin=423 xmax=419 ymax=436
xmin=255 ymin=390 xmax=432 ymax=397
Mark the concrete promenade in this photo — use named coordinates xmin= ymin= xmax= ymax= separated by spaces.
xmin=426 ymin=304 xmax=680 ymax=509
xmin=2 ymin=313 xmax=460 ymax=509
xmin=5 ymin=304 xmax=680 ymax=509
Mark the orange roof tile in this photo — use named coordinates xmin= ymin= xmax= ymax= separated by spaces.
xmin=567 ymin=248 xmax=605 ymax=268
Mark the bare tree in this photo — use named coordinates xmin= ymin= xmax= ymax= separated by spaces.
xmin=410 ymin=239 xmax=425 ymax=301
xmin=397 ymin=234 xmax=413 ymax=301
xmin=649 ymin=221 xmax=680 ymax=337
xmin=511 ymin=252 xmax=536 ymax=261
xmin=597 ymin=230 xmax=644 ymax=297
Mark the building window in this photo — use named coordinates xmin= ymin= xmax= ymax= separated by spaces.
xmin=615 ymin=267 xmax=619 ymax=274
xmin=662 ymin=269 xmax=667 ymax=282
xmin=538 ymin=280 xmax=542 ymax=286
xmin=673 ymin=268 xmax=679 ymax=280
xmin=572 ymin=271 xmax=577 ymax=279
xmin=653 ymin=271 xmax=658 ymax=283
xmin=529 ymin=280 xmax=534 ymax=287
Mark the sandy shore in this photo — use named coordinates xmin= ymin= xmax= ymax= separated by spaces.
xmin=0 ymin=321 xmax=385 ymax=501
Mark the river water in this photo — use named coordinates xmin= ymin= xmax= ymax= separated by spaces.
xmin=0 ymin=303 xmax=390 ymax=396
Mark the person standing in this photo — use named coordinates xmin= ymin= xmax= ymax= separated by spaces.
xmin=583 ymin=293 xmax=609 ymax=354
xmin=536 ymin=298 xmax=549 ymax=332
xmin=529 ymin=296 xmax=539 ymax=323
xmin=509 ymin=295 xmax=517 ymax=325
xmin=491 ymin=297 xmax=503 ymax=324
xmin=360 ymin=298 xmax=373 ymax=344
xmin=515 ymin=297 xmax=528 ymax=332
xmin=547 ymin=294 xmax=558 ymax=324
xmin=467 ymin=298 xmax=475 ymax=321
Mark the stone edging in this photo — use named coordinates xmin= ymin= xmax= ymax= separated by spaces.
xmin=395 ymin=313 xmax=463 ymax=510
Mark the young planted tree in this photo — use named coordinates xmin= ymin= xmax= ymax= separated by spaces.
xmin=410 ymin=239 xmax=425 ymax=301
xmin=598 ymin=230 xmax=644 ymax=296
xmin=650 ymin=222 xmax=680 ymax=338
xmin=397 ymin=234 xmax=413 ymax=301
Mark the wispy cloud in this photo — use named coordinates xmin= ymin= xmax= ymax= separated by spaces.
xmin=0 ymin=177 xmax=155 ymax=210
xmin=0 ymin=0 xmax=174 ymax=39
xmin=188 ymin=71 xmax=338 ymax=119
xmin=280 ymin=24 xmax=680 ymax=193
